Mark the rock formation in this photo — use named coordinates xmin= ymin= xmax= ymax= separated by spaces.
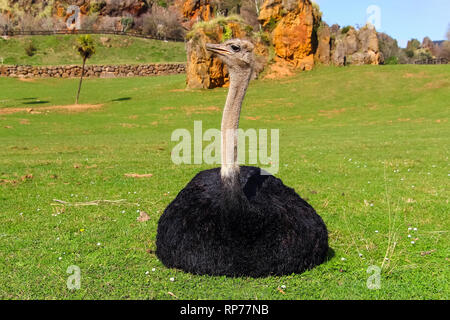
xmin=185 ymin=17 xmax=268 ymax=89
xmin=315 ymin=22 xmax=331 ymax=65
xmin=177 ymin=0 xmax=214 ymax=28
xmin=258 ymin=0 xmax=321 ymax=71
xmin=330 ymin=25 xmax=383 ymax=66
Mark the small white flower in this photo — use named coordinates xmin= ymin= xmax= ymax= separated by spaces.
xmin=170 ymin=277 xmax=175 ymax=282
xmin=341 ymin=257 xmax=346 ymax=261
xmin=408 ymin=227 xmax=412 ymax=231
xmin=411 ymin=241 xmax=415 ymax=244
xmin=280 ymin=285 xmax=286 ymax=289
xmin=137 ymin=210 xmax=140 ymax=213
xmin=408 ymin=234 xmax=412 ymax=238
xmin=375 ymin=230 xmax=379 ymax=233
xmin=145 ymin=271 xmax=149 ymax=275
xmin=134 ymin=191 xmax=137 ymax=194
xmin=152 ymin=268 xmax=156 ymax=272
xmin=121 ymin=210 xmax=125 ymax=214
xmin=368 ymin=181 xmax=371 ymax=184
xmin=385 ymin=258 xmax=389 ymax=261
xmin=58 ymin=257 xmax=62 ymax=261
xmin=413 ymin=228 xmax=418 ymax=231
xmin=359 ymin=253 xmax=363 ymax=257
xmin=97 ymin=242 xmax=101 ymax=246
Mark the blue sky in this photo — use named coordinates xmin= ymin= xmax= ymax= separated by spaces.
xmin=314 ymin=0 xmax=450 ymax=47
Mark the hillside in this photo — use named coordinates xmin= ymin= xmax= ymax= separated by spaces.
xmin=0 ymin=34 xmax=186 ymax=65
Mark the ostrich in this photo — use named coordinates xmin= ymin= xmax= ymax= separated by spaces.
xmin=156 ymin=39 xmax=328 ymax=277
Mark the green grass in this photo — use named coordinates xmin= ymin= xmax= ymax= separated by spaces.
xmin=0 ymin=64 xmax=449 ymax=299
xmin=0 ymin=35 xmax=186 ymax=66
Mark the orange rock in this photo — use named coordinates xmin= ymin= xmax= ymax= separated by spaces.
xmin=178 ymin=0 xmax=214 ymax=28
xmin=260 ymin=0 xmax=320 ymax=76
xmin=258 ymin=0 xmax=284 ymax=27
xmin=185 ymin=18 xmax=268 ymax=89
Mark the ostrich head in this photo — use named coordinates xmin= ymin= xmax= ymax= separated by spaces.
xmin=206 ymin=39 xmax=255 ymax=186
xmin=206 ymin=39 xmax=255 ymax=73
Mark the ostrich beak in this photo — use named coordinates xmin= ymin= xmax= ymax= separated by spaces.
xmin=206 ymin=43 xmax=231 ymax=56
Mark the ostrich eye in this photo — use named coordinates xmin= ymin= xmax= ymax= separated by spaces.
xmin=230 ymin=44 xmax=241 ymax=52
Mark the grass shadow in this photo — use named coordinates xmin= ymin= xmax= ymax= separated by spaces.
xmin=111 ymin=97 xmax=131 ymax=102
xmin=22 ymin=101 xmax=50 ymax=105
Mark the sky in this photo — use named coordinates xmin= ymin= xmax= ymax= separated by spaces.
xmin=314 ymin=0 xmax=450 ymax=47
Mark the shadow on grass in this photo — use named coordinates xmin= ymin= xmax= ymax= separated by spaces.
xmin=111 ymin=97 xmax=131 ymax=102
xmin=22 ymin=100 xmax=50 ymax=105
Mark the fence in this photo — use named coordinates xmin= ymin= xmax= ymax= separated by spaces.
xmin=414 ymin=58 xmax=448 ymax=65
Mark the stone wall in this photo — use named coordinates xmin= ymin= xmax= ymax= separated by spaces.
xmin=0 ymin=63 xmax=186 ymax=78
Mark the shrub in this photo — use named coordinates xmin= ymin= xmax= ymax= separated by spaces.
xmin=341 ymin=26 xmax=352 ymax=34
xmin=121 ymin=16 xmax=134 ymax=32
xmin=90 ymin=1 xmax=107 ymax=14
xmin=405 ymin=49 xmax=415 ymax=58
xmin=140 ymin=7 xmax=184 ymax=41
xmin=223 ymin=24 xmax=233 ymax=41
xmin=24 ymin=42 xmax=37 ymax=56
xmin=384 ymin=56 xmax=399 ymax=65
xmin=82 ymin=13 xmax=100 ymax=30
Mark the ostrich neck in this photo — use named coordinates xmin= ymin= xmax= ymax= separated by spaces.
xmin=221 ymin=66 xmax=252 ymax=182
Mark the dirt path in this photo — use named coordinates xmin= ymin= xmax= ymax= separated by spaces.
xmin=0 ymin=104 xmax=104 ymax=115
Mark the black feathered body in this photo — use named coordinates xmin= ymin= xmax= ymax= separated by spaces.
xmin=156 ymin=166 xmax=328 ymax=277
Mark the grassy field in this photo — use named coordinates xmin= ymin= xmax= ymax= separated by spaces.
xmin=0 ymin=64 xmax=449 ymax=299
xmin=0 ymin=35 xmax=186 ymax=65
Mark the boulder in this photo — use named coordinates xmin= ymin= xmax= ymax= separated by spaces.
xmin=331 ymin=38 xmax=347 ymax=66
xmin=315 ymin=23 xmax=331 ymax=64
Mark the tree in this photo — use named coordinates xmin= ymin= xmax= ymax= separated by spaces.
xmin=406 ymin=38 xmax=420 ymax=51
xmin=75 ymin=35 xmax=95 ymax=105
xmin=437 ymin=24 xmax=450 ymax=60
